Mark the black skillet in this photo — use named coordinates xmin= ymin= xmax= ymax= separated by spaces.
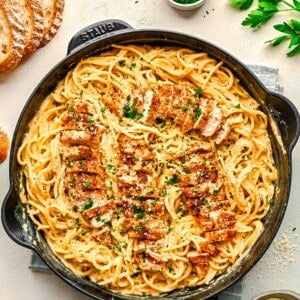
xmin=2 ymin=20 xmax=300 ymax=300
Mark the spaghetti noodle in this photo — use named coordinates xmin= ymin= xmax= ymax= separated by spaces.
xmin=17 ymin=45 xmax=277 ymax=296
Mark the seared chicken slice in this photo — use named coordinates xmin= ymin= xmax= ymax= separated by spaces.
xmin=205 ymin=228 xmax=236 ymax=243
xmin=65 ymin=173 xmax=106 ymax=191
xmin=60 ymin=129 xmax=101 ymax=148
xmin=118 ymin=134 xmax=153 ymax=160
xmin=61 ymin=145 xmax=96 ymax=161
xmin=66 ymin=159 xmax=104 ymax=175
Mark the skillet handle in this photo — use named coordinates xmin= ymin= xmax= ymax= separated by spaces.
xmin=266 ymin=93 xmax=300 ymax=152
xmin=1 ymin=187 xmax=35 ymax=250
xmin=67 ymin=19 xmax=133 ymax=55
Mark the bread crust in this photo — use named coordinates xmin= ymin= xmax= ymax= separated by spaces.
xmin=24 ymin=0 xmax=44 ymax=55
xmin=0 ymin=0 xmax=26 ymax=72
xmin=39 ymin=0 xmax=65 ymax=48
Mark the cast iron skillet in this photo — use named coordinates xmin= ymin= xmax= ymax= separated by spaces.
xmin=2 ymin=20 xmax=300 ymax=300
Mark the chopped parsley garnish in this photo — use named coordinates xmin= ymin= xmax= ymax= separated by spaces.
xmin=66 ymin=161 xmax=72 ymax=168
xmin=113 ymin=243 xmax=122 ymax=252
xmin=75 ymin=218 xmax=81 ymax=226
xmin=82 ymin=198 xmax=93 ymax=211
xmin=137 ymin=196 xmax=146 ymax=202
xmin=167 ymin=174 xmax=179 ymax=185
xmin=95 ymin=216 xmax=101 ymax=222
xmin=123 ymin=102 xmax=143 ymax=120
xmin=268 ymin=198 xmax=275 ymax=206
xmin=107 ymin=163 xmax=116 ymax=175
xmin=87 ymin=118 xmax=95 ymax=127
xmin=235 ymin=103 xmax=241 ymax=108
xmin=162 ymin=189 xmax=168 ymax=196
xmin=201 ymin=197 xmax=209 ymax=205
xmin=69 ymin=105 xmax=75 ymax=112
xmin=107 ymin=163 xmax=114 ymax=170
xmin=134 ymin=208 xmax=145 ymax=219
xmin=182 ymin=167 xmax=191 ymax=174
xmin=194 ymin=87 xmax=203 ymax=98
xmin=71 ymin=114 xmax=79 ymax=121
xmin=175 ymin=0 xmax=200 ymax=3
xmin=194 ymin=108 xmax=202 ymax=121
xmin=68 ymin=178 xmax=75 ymax=186
xmin=82 ymin=181 xmax=91 ymax=189
xmin=118 ymin=59 xmax=126 ymax=67
xmin=167 ymin=265 xmax=174 ymax=273
xmin=212 ymin=189 xmax=219 ymax=195
xmin=189 ymin=100 xmax=195 ymax=107
xmin=134 ymin=225 xmax=143 ymax=232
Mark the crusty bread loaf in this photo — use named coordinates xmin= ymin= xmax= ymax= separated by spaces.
xmin=0 ymin=0 xmax=64 ymax=73
xmin=24 ymin=0 xmax=44 ymax=55
xmin=39 ymin=0 xmax=65 ymax=48
xmin=0 ymin=0 xmax=26 ymax=72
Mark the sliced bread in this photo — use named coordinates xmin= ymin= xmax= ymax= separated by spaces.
xmin=0 ymin=0 xmax=65 ymax=73
xmin=0 ymin=0 xmax=26 ymax=72
xmin=39 ymin=0 xmax=65 ymax=48
xmin=24 ymin=0 xmax=44 ymax=55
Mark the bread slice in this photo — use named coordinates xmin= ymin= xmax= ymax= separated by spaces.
xmin=39 ymin=0 xmax=65 ymax=48
xmin=0 ymin=0 xmax=26 ymax=72
xmin=0 ymin=0 xmax=65 ymax=73
xmin=24 ymin=0 xmax=44 ymax=55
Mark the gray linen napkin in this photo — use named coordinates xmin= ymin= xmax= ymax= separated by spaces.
xmin=29 ymin=65 xmax=283 ymax=300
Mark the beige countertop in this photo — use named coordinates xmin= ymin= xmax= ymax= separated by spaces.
xmin=0 ymin=1 xmax=299 ymax=299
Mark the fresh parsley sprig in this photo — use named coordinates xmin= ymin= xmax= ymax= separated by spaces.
xmin=266 ymin=19 xmax=300 ymax=56
xmin=242 ymin=1 xmax=280 ymax=28
xmin=229 ymin=0 xmax=300 ymax=56
xmin=241 ymin=0 xmax=300 ymax=29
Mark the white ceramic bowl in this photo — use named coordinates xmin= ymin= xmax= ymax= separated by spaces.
xmin=166 ymin=0 xmax=206 ymax=11
xmin=252 ymin=290 xmax=300 ymax=300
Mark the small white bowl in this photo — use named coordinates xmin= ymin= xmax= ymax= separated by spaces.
xmin=166 ymin=0 xmax=206 ymax=11
xmin=252 ymin=290 xmax=300 ymax=300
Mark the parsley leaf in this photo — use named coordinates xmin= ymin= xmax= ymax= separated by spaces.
xmin=266 ymin=19 xmax=300 ymax=56
xmin=294 ymin=0 xmax=300 ymax=11
xmin=242 ymin=4 xmax=278 ymax=28
xmin=230 ymin=0 xmax=253 ymax=10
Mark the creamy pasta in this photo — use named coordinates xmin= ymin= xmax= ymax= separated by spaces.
xmin=17 ymin=45 xmax=277 ymax=296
